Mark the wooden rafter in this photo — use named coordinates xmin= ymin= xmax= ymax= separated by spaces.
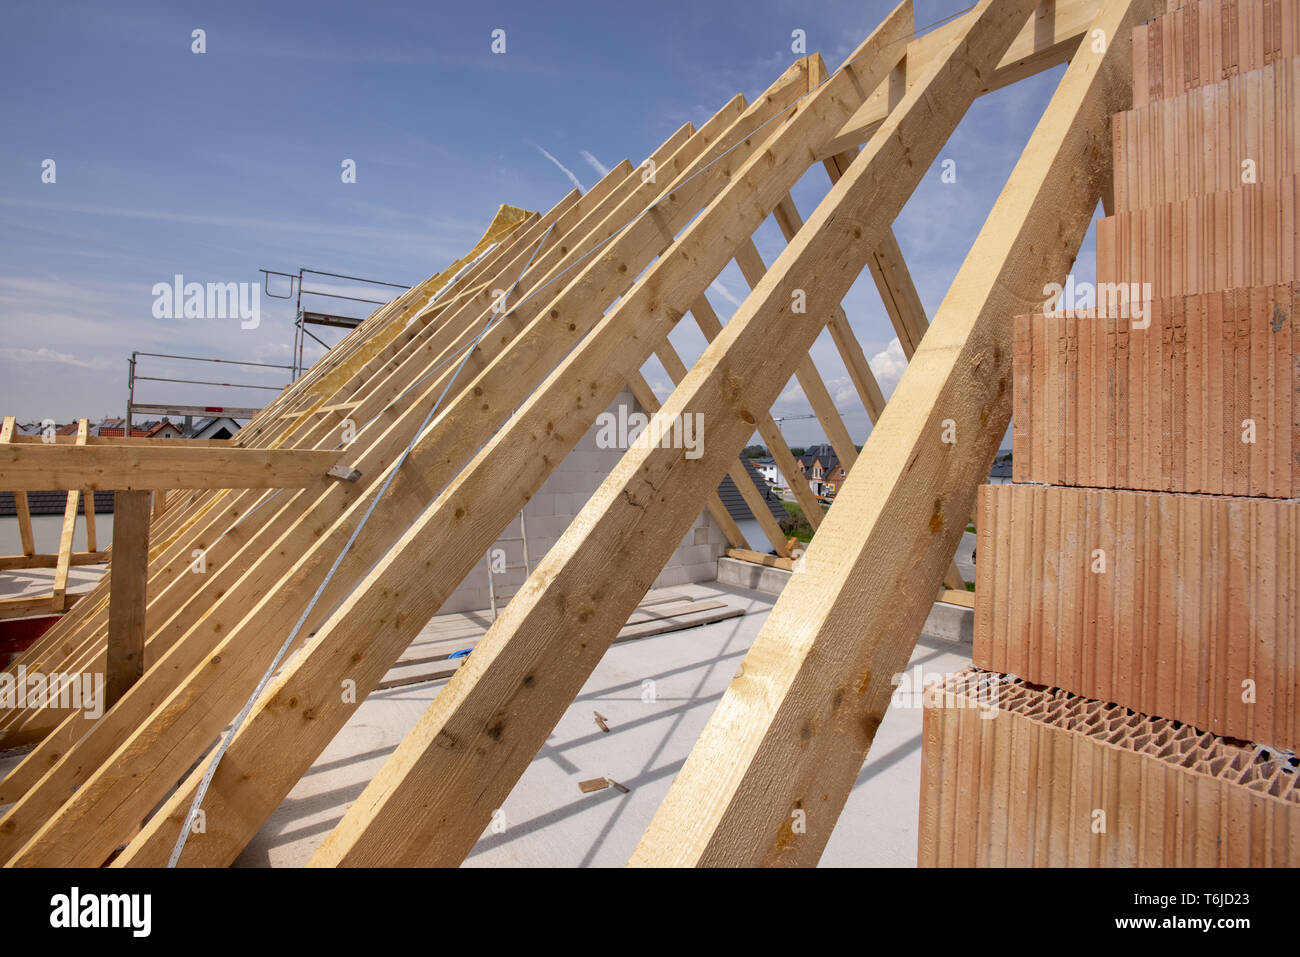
xmin=2 ymin=62 xmax=819 ymax=865
xmin=306 ymin=0 xmax=1021 ymax=866
xmin=108 ymin=10 xmax=915 ymax=869
xmin=632 ymin=0 xmax=1142 ymax=865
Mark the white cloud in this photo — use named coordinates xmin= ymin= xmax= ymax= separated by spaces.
xmin=868 ymin=337 xmax=908 ymax=397
xmin=531 ymin=143 xmax=586 ymax=192
xmin=579 ymin=150 xmax=610 ymax=178
xmin=0 ymin=347 xmax=113 ymax=370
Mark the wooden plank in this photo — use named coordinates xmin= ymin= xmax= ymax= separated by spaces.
xmin=6 ymin=435 xmax=235 ymax=446
xmin=726 ymin=548 xmax=796 ymax=571
xmin=631 ymin=0 xmax=1141 ymax=865
xmin=0 ymin=445 xmax=343 ymax=490
xmin=818 ymin=0 xmax=1109 ymax=158
xmin=728 ymin=546 xmax=795 ymax=566
xmin=939 ymin=588 xmax=976 ymax=609
xmin=304 ymin=0 xmax=1037 ymax=868
xmin=106 ymin=491 xmax=151 ymax=708
xmin=377 ymin=599 xmax=743 ymax=688
xmin=0 ymin=593 xmax=76 ymax=620
xmin=107 ymin=8 xmax=916 ymax=871
xmin=0 ymin=552 xmax=108 ymax=571
xmin=50 ymin=421 xmax=88 ymax=605
xmin=862 ymin=225 xmax=931 ymax=359
xmin=0 ymin=417 xmax=35 ymax=557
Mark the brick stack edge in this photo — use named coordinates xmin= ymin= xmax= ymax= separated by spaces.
xmin=920 ymin=0 xmax=1300 ymax=866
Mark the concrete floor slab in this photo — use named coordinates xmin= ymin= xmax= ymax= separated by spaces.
xmin=228 ymin=579 xmax=972 ymax=867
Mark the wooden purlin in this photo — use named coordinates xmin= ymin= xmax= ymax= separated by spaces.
xmin=0 ymin=445 xmax=342 ymax=491
xmin=4 ymin=62 xmax=815 ymax=865
xmin=114 ymin=10 xmax=909 ymax=868
xmin=308 ymin=0 xmax=1029 ymax=867
xmin=631 ymin=0 xmax=1143 ymax=866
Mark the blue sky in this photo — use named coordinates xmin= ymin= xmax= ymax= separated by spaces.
xmin=0 ymin=0 xmax=1098 ymax=446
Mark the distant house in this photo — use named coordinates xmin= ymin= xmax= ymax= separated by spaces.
xmin=97 ymin=418 xmax=182 ymax=438
xmin=93 ymin=417 xmax=129 ymax=437
xmin=189 ymin=416 xmax=241 ymax=440
xmin=754 ymin=457 xmax=787 ymax=490
xmin=796 ymin=443 xmax=848 ymax=496
xmin=146 ymin=421 xmax=183 ymax=439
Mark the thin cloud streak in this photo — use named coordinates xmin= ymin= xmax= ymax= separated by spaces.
xmin=579 ymin=149 xmax=610 ymax=177
xmin=531 ymin=143 xmax=586 ymax=192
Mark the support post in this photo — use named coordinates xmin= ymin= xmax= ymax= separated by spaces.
xmin=106 ymin=490 xmax=151 ymax=708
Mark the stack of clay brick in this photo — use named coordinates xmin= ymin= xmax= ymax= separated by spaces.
xmin=920 ymin=0 xmax=1300 ymax=866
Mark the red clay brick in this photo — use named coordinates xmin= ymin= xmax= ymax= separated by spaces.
xmin=1097 ymin=175 xmax=1300 ymax=297
xmin=919 ymin=669 xmax=1300 ymax=866
xmin=1115 ymin=58 xmax=1300 ymax=211
xmin=1012 ymin=285 xmax=1299 ymax=497
xmin=973 ymin=483 xmax=1300 ymax=751
xmin=1133 ymin=0 xmax=1299 ymax=109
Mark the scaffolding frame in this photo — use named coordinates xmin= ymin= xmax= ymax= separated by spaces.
xmin=258 ymin=267 xmax=413 ymax=378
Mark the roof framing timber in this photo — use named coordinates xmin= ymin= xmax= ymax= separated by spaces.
xmin=0 ymin=0 xmax=1150 ymax=870
xmin=308 ymin=0 xmax=1033 ymax=867
xmin=633 ymin=0 xmax=1146 ymax=866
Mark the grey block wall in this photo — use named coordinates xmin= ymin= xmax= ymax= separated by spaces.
xmin=437 ymin=387 xmax=725 ymax=615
